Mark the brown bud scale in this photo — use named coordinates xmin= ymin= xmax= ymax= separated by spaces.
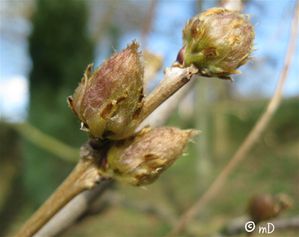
xmin=68 ymin=42 xmax=144 ymax=139
xmin=106 ymin=127 xmax=198 ymax=186
xmin=182 ymin=8 xmax=254 ymax=78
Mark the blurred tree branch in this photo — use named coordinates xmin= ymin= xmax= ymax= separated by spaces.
xmin=167 ymin=2 xmax=299 ymax=236
xmin=13 ymin=123 xmax=78 ymax=163
xmin=14 ymin=144 xmax=105 ymax=237
xmin=35 ymin=180 xmax=113 ymax=237
xmin=141 ymin=0 xmax=157 ymax=48
xmin=220 ymin=0 xmax=243 ymax=11
xmin=0 ymin=123 xmax=23 ymax=237
xmin=216 ymin=215 xmax=299 ymax=236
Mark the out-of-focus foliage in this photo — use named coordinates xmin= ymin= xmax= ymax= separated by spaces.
xmin=0 ymin=122 xmax=23 ymax=236
xmin=226 ymin=99 xmax=299 ymax=145
xmin=24 ymin=0 xmax=94 ymax=207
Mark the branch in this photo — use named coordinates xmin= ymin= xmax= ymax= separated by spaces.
xmin=13 ymin=122 xmax=78 ymax=163
xmin=14 ymin=145 xmax=103 ymax=237
xmin=35 ymin=180 xmax=113 ymax=237
xmin=220 ymin=0 xmax=243 ymax=11
xmin=167 ymin=2 xmax=299 ymax=236
xmin=14 ymin=65 xmax=200 ymax=237
xmin=33 ymin=67 xmax=199 ymax=236
xmin=140 ymin=0 xmax=157 ymax=48
xmin=272 ymin=215 xmax=299 ymax=230
xmin=138 ymin=65 xmax=198 ymax=123
xmin=139 ymin=80 xmax=195 ymax=128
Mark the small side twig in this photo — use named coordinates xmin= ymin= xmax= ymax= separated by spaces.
xmin=167 ymin=2 xmax=299 ymax=236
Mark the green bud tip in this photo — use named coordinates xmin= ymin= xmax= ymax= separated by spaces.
xmin=68 ymin=41 xmax=144 ymax=139
xmin=179 ymin=7 xmax=254 ymax=79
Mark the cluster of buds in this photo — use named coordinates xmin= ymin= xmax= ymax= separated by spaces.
xmin=178 ymin=8 xmax=254 ymax=79
xmin=68 ymin=8 xmax=254 ymax=186
xmin=68 ymin=42 xmax=197 ymax=185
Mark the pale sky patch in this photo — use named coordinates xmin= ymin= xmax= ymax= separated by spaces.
xmin=0 ymin=75 xmax=28 ymax=121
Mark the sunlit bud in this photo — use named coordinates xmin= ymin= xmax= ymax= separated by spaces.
xmin=68 ymin=42 xmax=144 ymax=139
xmin=106 ymin=127 xmax=198 ymax=186
xmin=180 ymin=8 xmax=254 ymax=79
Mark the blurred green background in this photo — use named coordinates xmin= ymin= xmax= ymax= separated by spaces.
xmin=0 ymin=0 xmax=298 ymax=236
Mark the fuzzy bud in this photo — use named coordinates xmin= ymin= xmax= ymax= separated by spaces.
xmin=180 ymin=8 xmax=254 ymax=78
xmin=68 ymin=42 xmax=144 ymax=139
xmin=106 ymin=127 xmax=198 ymax=186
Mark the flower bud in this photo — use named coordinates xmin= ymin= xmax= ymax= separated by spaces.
xmin=106 ymin=127 xmax=198 ymax=186
xmin=68 ymin=42 xmax=144 ymax=139
xmin=181 ymin=8 xmax=254 ymax=78
xmin=248 ymin=193 xmax=293 ymax=224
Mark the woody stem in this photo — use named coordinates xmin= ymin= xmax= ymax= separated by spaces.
xmin=14 ymin=156 xmax=102 ymax=237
